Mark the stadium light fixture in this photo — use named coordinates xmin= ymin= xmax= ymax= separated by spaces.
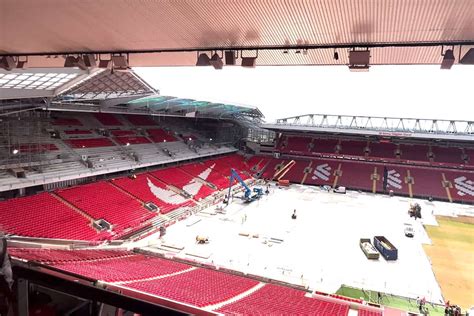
xmin=64 ymin=56 xmax=87 ymax=70
xmin=440 ymin=48 xmax=455 ymax=69
xmin=16 ymin=56 xmax=28 ymax=69
xmin=348 ymin=49 xmax=370 ymax=72
xmin=83 ymin=54 xmax=97 ymax=68
xmin=460 ymin=47 xmax=474 ymax=64
xmin=241 ymin=50 xmax=258 ymax=68
xmin=98 ymin=55 xmax=112 ymax=68
xmin=0 ymin=56 xmax=16 ymax=71
xmin=111 ymin=55 xmax=129 ymax=71
xmin=209 ymin=52 xmax=224 ymax=70
xmin=196 ymin=52 xmax=211 ymax=66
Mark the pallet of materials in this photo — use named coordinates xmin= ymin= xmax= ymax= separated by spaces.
xmin=359 ymin=238 xmax=380 ymax=260
xmin=373 ymin=236 xmax=398 ymax=261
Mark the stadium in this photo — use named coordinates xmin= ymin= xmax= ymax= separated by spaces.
xmin=0 ymin=1 xmax=473 ymax=315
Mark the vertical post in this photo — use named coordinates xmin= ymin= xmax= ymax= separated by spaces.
xmin=16 ymin=278 xmax=28 ymax=316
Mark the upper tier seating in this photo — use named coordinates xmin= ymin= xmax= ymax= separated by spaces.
xmin=282 ymin=136 xmax=311 ymax=153
xmin=339 ymin=140 xmax=367 ymax=156
xmin=8 ymin=249 xmax=129 ymax=263
xmin=397 ymin=144 xmax=428 ymax=161
xmin=110 ymin=130 xmax=136 ymax=136
xmin=127 ymin=115 xmax=157 ymax=126
xmin=64 ymin=130 xmax=93 ymax=135
xmin=466 ymin=148 xmax=474 ymax=165
xmin=311 ymin=138 xmax=338 ymax=154
xmin=65 ymin=138 xmax=115 ymax=148
xmin=11 ymin=248 xmax=354 ymax=314
xmin=0 ymin=193 xmax=100 ymax=240
xmin=127 ymin=268 xmax=259 ymax=307
xmin=52 ymin=254 xmax=191 ymax=282
xmin=150 ymin=167 xmax=215 ymax=200
xmin=368 ymin=142 xmax=398 ymax=160
xmin=56 ymin=181 xmax=154 ymax=230
xmin=111 ymin=174 xmax=194 ymax=214
xmin=147 ymin=128 xmax=177 ymax=143
xmin=430 ymin=146 xmax=463 ymax=164
xmin=52 ymin=118 xmax=83 ymax=126
xmin=16 ymin=144 xmax=58 ymax=152
xmin=94 ymin=113 xmax=123 ymax=126
xmin=217 ymin=284 xmax=350 ymax=316
xmin=114 ymin=136 xmax=151 ymax=145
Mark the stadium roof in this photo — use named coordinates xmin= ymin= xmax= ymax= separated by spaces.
xmin=48 ymin=94 xmax=263 ymax=121
xmin=264 ymin=113 xmax=474 ymax=141
xmin=0 ymin=68 xmax=156 ymax=101
xmin=1 ymin=0 xmax=473 ymax=67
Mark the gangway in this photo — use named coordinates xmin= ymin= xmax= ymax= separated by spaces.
xmin=273 ymin=160 xmax=296 ymax=181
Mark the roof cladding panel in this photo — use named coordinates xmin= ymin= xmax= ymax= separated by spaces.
xmin=57 ymin=70 xmax=157 ymax=100
xmin=1 ymin=0 xmax=473 ymax=53
xmin=1 ymin=0 xmax=473 ymax=66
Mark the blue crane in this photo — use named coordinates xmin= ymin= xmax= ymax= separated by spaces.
xmin=227 ymin=168 xmax=262 ymax=203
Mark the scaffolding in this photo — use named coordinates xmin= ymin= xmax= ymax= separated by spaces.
xmin=0 ymin=110 xmax=51 ymax=169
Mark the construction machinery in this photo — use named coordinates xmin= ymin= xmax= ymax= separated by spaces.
xmin=227 ymin=169 xmax=263 ymax=203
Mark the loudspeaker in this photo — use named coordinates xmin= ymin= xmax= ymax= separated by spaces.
xmin=225 ymin=51 xmax=236 ymax=65
xmin=241 ymin=57 xmax=256 ymax=68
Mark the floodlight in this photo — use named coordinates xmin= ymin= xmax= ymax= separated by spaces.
xmin=209 ymin=53 xmax=223 ymax=70
xmin=460 ymin=48 xmax=474 ymax=65
xmin=0 ymin=56 xmax=15 ymax=71
xmin=196 ymin=53 xmax=211 ymax=66
xmin=441 ymin=49 xmax=455 ymax=69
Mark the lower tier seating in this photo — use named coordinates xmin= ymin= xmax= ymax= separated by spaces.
xmin=259 ymin=156 xmax=474 ymax=203
xmin=179 ymin=161 xmax=231 ymax=190
xmin=127 ymin=268 xmax=259 ymax=307
xmin=111 ymin=174 xmax=194 ymax=214
xmin=150 ymin=167 xmax=215 ymax=200
xmin=56 ymin=181 xmax=154 ymax=231
xmin=217 ymin=284 xmax=350 ymax=315
xmin=0 ymin=193 xmax=100 ymax=240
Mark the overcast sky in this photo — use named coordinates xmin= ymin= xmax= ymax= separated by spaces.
xmin=135 ymin=65 xmax=473 ymax=123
